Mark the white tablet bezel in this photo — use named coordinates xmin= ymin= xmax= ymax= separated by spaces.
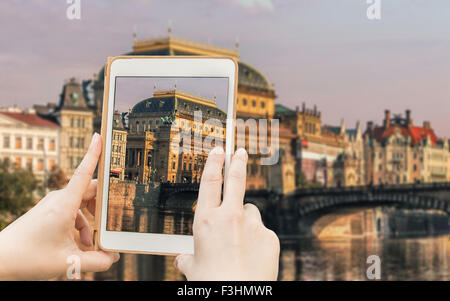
xmin=99 ymin=57 xmax=237 ymax=255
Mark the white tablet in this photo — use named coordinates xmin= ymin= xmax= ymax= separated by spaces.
xmin=94 ymin=56 xmax=237 ymax=255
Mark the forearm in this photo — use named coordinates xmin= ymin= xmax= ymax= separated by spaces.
xmin=0 ymin=232 xmax=17 ymax=280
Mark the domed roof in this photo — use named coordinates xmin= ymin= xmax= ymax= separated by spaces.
xmin=237 ymin=61 xmax=272 ymax=91
xmin=96 ymin=37 xmax=273 ymax=92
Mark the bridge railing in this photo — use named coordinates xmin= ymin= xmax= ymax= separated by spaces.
xmin=289 ymin=181 xmax=450 ymax=196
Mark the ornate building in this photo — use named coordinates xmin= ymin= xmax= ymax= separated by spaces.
xmin=363 ymin=110 xmax=449 ymax=185
xmin=327 ymin=120 xmax=365 ymax=187
xmin=125 ymin=89 xmax=226 ymax=184
xmin=110 ymin=112 xmax=127 ymax=180
xmin=275 ymin=103 xmax=347 ymax=187
xmin=92 ymin=36 xmax=277 ymax=190
xmin=269 ymin=124 xmax=297 ymax=193
xmin=36 ymin=78 xmax=94 ymax=178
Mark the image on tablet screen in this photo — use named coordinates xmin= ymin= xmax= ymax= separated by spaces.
xmin=106 ymin=77 xmax=228 ymax=235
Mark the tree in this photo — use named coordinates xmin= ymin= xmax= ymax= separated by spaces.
xmin=296 ymin=170 xmax=309 ymax=188
xmin=47 ymin=165 xmax=67 ymax=190
xmin=0 ymin=159 xmax=37 ymax=219
xmin=296 ymin=169 xmax=322 ymax=189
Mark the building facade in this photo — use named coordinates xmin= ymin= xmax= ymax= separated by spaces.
xmin=0 ymin=108 xmax=59 ymax=182
xmin=93 ymin=36 xmax=277 ymax=190
xmin=125 ymin=90 xmax=226 ymax=184
xmin=110 ymin=112 xmax=128 ymax=180
xmin=363 ymin=110 xmax=449 ymax=185
xmin=275 ymin=103 xmax=348 ymax=187
xmin=36 ymin=78 xmax=94 ymax=178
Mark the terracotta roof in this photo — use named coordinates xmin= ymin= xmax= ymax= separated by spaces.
xmin=0 ymin=112 xmax=59 ymax=128
xmin=370 ymin=125 xmax=438 ymax=145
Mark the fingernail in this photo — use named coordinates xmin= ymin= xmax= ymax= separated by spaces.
xmin=235 ymin=148 xmax=248 ymax=161
xmin=211 ymin=146 xmax=224 ymax=155
xmin=89 ymin=133 xmax=99 ymax=150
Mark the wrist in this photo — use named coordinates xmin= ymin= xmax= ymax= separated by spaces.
xmin=0 ymin=232 xmax=18 ymax=280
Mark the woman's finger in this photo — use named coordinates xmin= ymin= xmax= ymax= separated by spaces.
xmin=222 ymin=148 xmax=248 ymax=211
xmin=78 ymin=250 xmax=120 ymax=273
xmin=75 ymin=210 xmax=92 ymax=247
xmin=66 ymin=133 xmax=101 ymax=209
xmin=80 ymin=179 xmax=97 ymax=216
xmin=196 ymin=147 xmax=225 ymax=213
xmin=81 ymin=179 xmax=97 ymax=202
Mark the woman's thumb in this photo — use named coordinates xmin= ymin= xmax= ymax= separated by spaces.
xmin=175 ymin=254 xmax=194 ymax=277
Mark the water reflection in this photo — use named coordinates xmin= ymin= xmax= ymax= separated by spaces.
xmin=280 ymin=235 xmax=449 ymax=281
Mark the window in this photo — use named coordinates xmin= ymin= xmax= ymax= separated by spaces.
xmin=3 ymin=136 xmax=10 ymax=148
xmin=49 ymin=159 xmax=55 ymax=170
xmin=38 ymin=138 xmax=44 ymax=150
xmin=37 ymin=159 xmax=44 ymax=171
xmin=49 ymin=139 xmax=55 ymax=151
xmin=76 ymin=137 xmax=84 ymax=149
xmin=15 ymin=137 xmax=22 ymax=149
xmin=261 ymin=101 xmax=265 ymax=108
xmin=252 ymin=100 xmax=256 ymax=107
xmin=378 ymin=164 xmax=382 ymax=171
xmin=26 ymin=158 xmax=32 ymax=170
xmin=243 ymin=98 xmax=247 ymax=106
xmin=27 ymin=137 xmax=33 ymax=150
xmin=70 ymin=118 xmax=74 ymax=127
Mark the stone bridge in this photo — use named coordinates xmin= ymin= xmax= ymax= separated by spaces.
xmin=159 ymin=182 xmax=450 ymax=236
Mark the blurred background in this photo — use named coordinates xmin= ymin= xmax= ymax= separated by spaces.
xmin=0 ymin=0 xmax=449 ymax=280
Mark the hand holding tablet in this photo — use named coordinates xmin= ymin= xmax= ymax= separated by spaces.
xmin=175 ymin=147 xmax=280 ymax=281
xmin=0 ymin=57 xmax=280 ymax=280
xmin=96 ymin=56 xmax=239 ymax=254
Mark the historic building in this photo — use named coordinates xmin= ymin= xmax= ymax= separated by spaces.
xmin=36 ymin=78 xmax=94 ymax=178
xmin=269 ymin=124 xmax=297 ymax=194
xmin=363 ymin=110 xmax=449 ymax=185
xmin=92 ymin=36 xmax=277 ymax=190
xmin=327 ymin=120 xmax=365 ymax=187
xmin=110 ymin=112 xmax=128 ymax=180
xmin=125 ymin=89 xmax=226 ymax=184
xmin=275 ymin=103 xmax=347 ymax=187
xmin=0 ymin=108 xmax=59 ymax=182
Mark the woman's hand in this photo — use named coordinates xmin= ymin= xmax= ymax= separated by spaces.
xmin=175 ymin=147 xmax=280 ymax=281
xmin=0 ymin=133 xmax=119 ymax=280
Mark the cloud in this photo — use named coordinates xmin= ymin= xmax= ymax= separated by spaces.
xmin=231 ymin=0 xmax=275 ymax=12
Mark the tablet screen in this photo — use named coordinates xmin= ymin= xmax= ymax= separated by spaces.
xmin=106 ymin=76 xmax=229 ymax=235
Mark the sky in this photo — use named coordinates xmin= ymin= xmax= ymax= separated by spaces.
xmin=1 ymin=0 xmax=450 ymax=136
xmin=114 ymin=77 xmax=229 ymax=113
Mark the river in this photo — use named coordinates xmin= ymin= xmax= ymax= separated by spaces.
xmin=279 ymin=235 xmax=449 ymax=281
xmin=106 ymin=203 xmax=450 ymax=281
